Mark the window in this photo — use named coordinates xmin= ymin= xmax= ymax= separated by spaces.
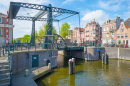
xmin=107 ymin=27 xmax=109 ymax=31
xmin=118 ymin=40 xmax=121 ymax=44
xmin=121 ymin=25 xmax=123 ymax=28
xmin=117 ymin=34 xmax=120 ymax=38
xmin=87 ymin=27 xmax=89 ymax=31
xmin=93 ymin=31 xmax=95 ymax=34
xmin=93 ymin=27 xmax=95 ymax=30
xmin=96 ymin=37 xmax=98 ymax=40
xmin=126 ymin=40 xmax=128 ymax=44
xmin=107 ymin=33 xmax=109 ymax=37
xmin=125 ymin=34 xmax=128 ymax=38
xmin=111 ymin=25 xmax=115 ymax=29
xmin=104 ymin=27 xmax=105 ymax=31
xmin=87 ymin=37 xmax=89 ymax=40
xmin=123 ymin=40 xmax=125 ymax=43
xmin=91 ymin=27 xmax=92 ymax=30
xmin=120 ymin=29 xmax=124 ymax=32
xmin=121 ymin=34 xmax=124 ymax=38
xmin=96 ymin=27 xmax=98 ymax=30
xmin=0 ymin=29 xmax=2 ymax=35
xmin=0 ymin=18 xmax=2 ymax=23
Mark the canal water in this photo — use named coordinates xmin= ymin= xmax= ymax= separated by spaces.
xmin=36 ymin=55 xmax=130 ymax=86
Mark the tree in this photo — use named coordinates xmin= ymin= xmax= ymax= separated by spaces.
xmin=35 ymin=30 xmax=39 ymax=42
xmin=21 ymin=34 xmax=30 ymax=43
xmin=60 ymin=22 xmax=70 ymax=38
xmin=39 ymin=24 xmax=57 ymax=39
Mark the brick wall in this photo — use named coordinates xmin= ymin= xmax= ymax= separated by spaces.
xmin=0 ymin=14 xmax=13 ymax=45
xmin=11 ymin=50 xmax=58 ymax=74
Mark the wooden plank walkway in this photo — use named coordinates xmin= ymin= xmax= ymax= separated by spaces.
xmin=13 ymin=66 xmax=51 ymax=86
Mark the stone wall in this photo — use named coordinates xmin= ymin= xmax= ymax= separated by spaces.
xmin=59 ymin=50 xmax=83 ymax=59
xmin=11 ymin=50 xmax=58 ymax=73
xmin=119 ymin=48 xmax=130 ymax=60
xmin=84 ymin=47 xmax=130 ymax=60
xmin=84 ymin=47 xmax=105 ymax=60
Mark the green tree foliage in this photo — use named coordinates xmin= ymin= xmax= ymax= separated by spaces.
xmin=21 ymin=34 xmax=30 ymax=43
xmin=35 ymin=30 xmax=39 ymax=42
xmin=60 ymin=22 xmax=70 ymax=38
xmin=14 ymin=24 xmax=58 ymax=43
xmin=39 ymin=24 xmax=57 ymax=39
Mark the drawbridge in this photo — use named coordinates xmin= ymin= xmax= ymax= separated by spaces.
xmin=8 ymin=2 xmax=81 ymax=50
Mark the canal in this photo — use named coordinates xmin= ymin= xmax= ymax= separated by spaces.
xmin=36 ymin=55 xmax=130 ymax=86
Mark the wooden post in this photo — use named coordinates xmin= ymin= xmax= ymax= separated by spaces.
xmin=102 ymin=54 xmax=104 ymax=64
xmin=72 ymin=58 xmax=75 ymax=74
xmin=48 ymin=63 xmax=51 ymax=69
xmin=69 ymin=59 xmax=73 ymax=74
xmin=105 ymin=53 xmax=109 ymax=64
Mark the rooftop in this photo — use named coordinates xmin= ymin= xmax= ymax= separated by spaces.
xmin=124 ymin=18 xmax=130 ymax=27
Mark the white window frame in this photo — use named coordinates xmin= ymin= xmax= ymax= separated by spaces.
xmin=96 ymin=27 xmax=98 ymax=30
xmin=104 ymin=27 xmax=105 ymax=31
xmin=107 ymin=27 xmax=109 ymax=31
xmin=0 ymin=29 xmax=2 ymax=35
xmin=121 ymin=34 xmax=124 ymax=38
xmin=107 ymin=33 xmax=109 ymax=37
xmin=0 ymin=18 xmax=2 ymax=23
xmin=91 ymin=27 xmax=92 ymax=30
xmin=120 ymin=29 xmax=124 ymax=32
xmin=117 ymin=34 xmax=120 ymax=38
xmin=125 ymin=34 xmax=128 ymax=38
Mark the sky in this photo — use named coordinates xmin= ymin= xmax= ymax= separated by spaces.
xmin=0 ymin=0 xmax=130 ymax=38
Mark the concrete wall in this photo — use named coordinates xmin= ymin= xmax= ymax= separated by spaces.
xmin=84 ymin=47 xmax=130 ymax=60
xmin=119 ymin=48 xmax=130 ymax=60
xmin=11 ymin=50 xmax=58 ymax=74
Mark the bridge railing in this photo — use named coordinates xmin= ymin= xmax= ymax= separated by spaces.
xmin=0 ymin=43 xmax=59 ymax=57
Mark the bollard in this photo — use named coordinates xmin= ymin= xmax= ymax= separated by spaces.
xmin=48 ymin=63 xmax=51 ymax=69
xmin=87 ymin=54 xmax=90 ymax=60
xmin=25 ymin=69 xmax=29 ymax=77
xmin=102 ymin=54 xmax=104 ymax=64
xmin=85 ymin=58 xmax=87 ymax=61
xmin=0 ymin=49 xmax=1 ymax=57
xmin=105 ymin=53 xmax=109 ymax=64
xmin=72 ymin=58 xmax=75 ymax=74
xmin=69 ymin=59 xmax=73 ymax=74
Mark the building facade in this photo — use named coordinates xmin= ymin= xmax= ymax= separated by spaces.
xmin=0 ymin=12 xmax=14 ymax=45
xmin=116 ymin=19 xmax=130 ymax=46
xmin=102 ymin=17 xmax=124 ymax=44
xmin=85 ymin=19 xmax=101 ymax=44
xmin=72 ymin=27 xmax=85 ymax=43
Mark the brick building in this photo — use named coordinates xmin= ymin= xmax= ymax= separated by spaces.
xmin=72 ymin=27 xmax=85 ymax=43
xmin=0 ymin=12 xmax=14 ymax=45
xmin=116 ymin=18 xmax=130 ymax=46
xmin=85 ymin=19 xmax=101 ymax=44
xmin=102 ymin=17 xmax=124 ymax=45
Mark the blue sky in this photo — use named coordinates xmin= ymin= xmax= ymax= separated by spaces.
xmin=0 ymin=0 xmax=130 ymax=38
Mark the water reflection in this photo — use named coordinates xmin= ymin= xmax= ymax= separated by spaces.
xmin=36 ymin=55 xmax=130 ymax=86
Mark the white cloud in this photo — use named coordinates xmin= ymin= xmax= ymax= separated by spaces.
xmin=0 ymin=0 xmax=53 ymax=38
xmin=61 ymin=0 xmax=74 ymax=5
xmin=98 ymin=0 xmax=127 ymax=11
xmin=123 ymin=12 xmax=130 ymax=20
xmin=81 ymin=10 xmax=109 ymax=27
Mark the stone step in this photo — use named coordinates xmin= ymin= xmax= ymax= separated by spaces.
xmin=0 ymin=69 xmax=10 ymax=74
xmin=0 ymin=82 xmax=10 ymax=86
xmin=0 ymin=65 xmax=9 ymax=69
xmin=0 ymin=62 xmax=9 ymax=65
xmin=0 ymin=78 xmax=10 ymax=86
xmin=0 ymin=73 xmax=10 ymax=78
